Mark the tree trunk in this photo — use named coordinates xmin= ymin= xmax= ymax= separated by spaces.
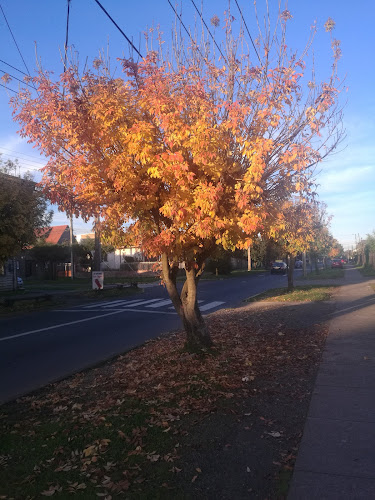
xmin=314 ymin=256 xmax=319 ymax=274
xmin=181 ymin=266 xmax=212 ymax=350
xmin=161 ymin=254 xmax=213 ymax=350
xmin=287 ymin=256 xmax=295 ymax=291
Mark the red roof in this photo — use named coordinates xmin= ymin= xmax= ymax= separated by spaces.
xmin=36 ymin=225 xmax=70 ymax=244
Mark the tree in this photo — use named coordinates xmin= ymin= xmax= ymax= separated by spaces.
xmin=0 ymin=157 xmax=52 ymax=264
xmin=11 ymin=5 xmax=344 ymax=348
xmin=307 ymin=202 xmax=335 ymax=272
xmin=272 ymin=199 xmax=318 ymax=290
xmin=29 ymin=243 xmax=70 ymax=279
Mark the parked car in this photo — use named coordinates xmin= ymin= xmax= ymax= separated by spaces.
xmin=295 ymin=259 xmax=303 ymax=269
xmin=331 ymin=259 xmax=343 ymax=269
xmin=271 ymin=261 xmax=288 ymax=275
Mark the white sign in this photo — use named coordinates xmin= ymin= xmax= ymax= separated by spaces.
xmin=92 ymin=271 xmax=104 ymax=290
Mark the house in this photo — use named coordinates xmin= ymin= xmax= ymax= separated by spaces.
xmin=36 ymin=225 xmax=71 ymax=245
xmin=76 ymin=233 xmax=144 ymax=270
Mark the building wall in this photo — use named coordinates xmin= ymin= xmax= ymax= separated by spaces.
xmin=102 ymin=248 xmax=144 ymax=270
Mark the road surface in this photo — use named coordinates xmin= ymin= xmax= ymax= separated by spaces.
xmin=0 ymin=271 xmax=295 ymax=403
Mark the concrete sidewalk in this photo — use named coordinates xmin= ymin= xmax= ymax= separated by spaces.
xmin=289 ymin=267 xmax=375 ymax=499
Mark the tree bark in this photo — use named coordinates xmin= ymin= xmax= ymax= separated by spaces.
xmin=161 ymin=253 xmax=213 ymax=350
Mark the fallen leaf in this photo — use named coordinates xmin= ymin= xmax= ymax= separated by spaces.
xmin=83 ymin=445 xmax=97 ymax=457
xmin=266 ymin=431 xmax=282 ymax=438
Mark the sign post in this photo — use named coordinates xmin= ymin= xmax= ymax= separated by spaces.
xmin=92 ymin=271 xmax=104 ymax=290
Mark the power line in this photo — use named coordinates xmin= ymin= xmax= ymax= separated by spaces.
xmin=0 ymin=82 xmax=17 ymax=93
xmin=0 ymin=59 xmax=29 ymax=77
xmin=0 ymin=155 xmax=45 ymax=170
xmin=93 ymin=0 xmax=143 ymax=59
xmin=63 ymin=0 xmax=71 ymax=71
xmin=0 ymin=4 xmax=32 ymax=76
xmin=0 ymin=69 xmax=34 ymax=89
xmin=0 ymin=146 xmax=47 ymax=162
xmin=0 ymin=151 xmax=47 ymax=167
xmin=233 ymin=0 xmax=261 ymax=65
xmin=167 ymin=0 xmax=206 ymax=62
xmin=190 ymin=0 xmax=228 ymax=64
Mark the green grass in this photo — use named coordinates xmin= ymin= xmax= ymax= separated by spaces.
xmin=105 ymin=275 xmax=160 ymax=284
xmin=22 ymin=278 xmax=91 ymax=291
xmin=246 ymin=285 xmax=339 ymax=302
xmin=0 ymin=399 xmax=178 ymax=499
xmin=0 ymin=300 xmax=65 ymax=315
xmin=0 ymin=284 xmax=141 ymax=316
xmin=358 ymin=264 xmax=375 ymax=277
xmin=298 ymin=268 xmax=345 ymax=280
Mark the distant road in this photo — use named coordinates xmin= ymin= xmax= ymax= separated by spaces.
xmin=0 ymin=271 xmax=294 ymax=403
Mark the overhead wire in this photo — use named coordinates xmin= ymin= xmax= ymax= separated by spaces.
xmin=0 ymin=69 xmax=34 ymax=89
xmin=189 ymin=0 xmax=228 ymax=64
xmin=0 ymin=82 xmax=17 ymax=93
xmin=0 ymin=151 xmax=47 ymax=167
xmin=0 ymin=147 xmax=47 ymax=162
xmin=0 ymin=59 xmax=29 ymax=76
xmin=0 ymin=3 xmax=32 ymax=77
xmin=63 ymin=0 xmax=71 ymax=71
xmin=167 ymin=0 xmax=207 ymax=64
xmin=233 ymin=0 xmax=261 ymax=65
xmin=93 ymin=0 xmax=143 ymax=59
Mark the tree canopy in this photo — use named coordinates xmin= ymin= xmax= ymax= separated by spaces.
xmin=10 ymin=5 xmax=344 ymax=347
xmin=0 ymin=157 xmax=52 ymax=263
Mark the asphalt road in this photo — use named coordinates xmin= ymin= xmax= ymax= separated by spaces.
xmin=0 ymin=271 xmax=295 ymax=403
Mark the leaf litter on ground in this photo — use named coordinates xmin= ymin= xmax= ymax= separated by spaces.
xmin=0 ymin=296 xmax=335 ymax=498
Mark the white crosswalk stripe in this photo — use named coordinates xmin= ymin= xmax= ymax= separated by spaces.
xmin=199 ymin=301 xmax=225 ymax=311
xmin=68 ymin=298 xmax=226 ymax=314
xmin=145 ymin=299 xmax=172 ymax=308
xmin=102 ymin=298 xmax=163 ymax=308
xmin=168 ymin=300 xmax=203 ymax=310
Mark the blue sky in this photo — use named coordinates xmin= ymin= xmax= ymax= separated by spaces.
xmin=1 ymin=0 xmax=374 ymax=250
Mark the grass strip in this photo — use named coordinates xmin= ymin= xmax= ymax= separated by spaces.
xmin=245 ymin=285 xmax=339 ymax=303
xmin=298 ymin=268 xmax=344 ymax=280
xmin=358 ymin=265 xmax=375 ymax=277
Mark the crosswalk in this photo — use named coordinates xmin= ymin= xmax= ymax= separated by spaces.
xmin=59 ymin=298 xmax=225 ymax=315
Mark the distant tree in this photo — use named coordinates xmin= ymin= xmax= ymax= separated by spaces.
xmin=79 ymin=237 xmax=114 ymax=261
xmin=29 ymin=243 xmax=70 ymax=279
xmin=364 ymin=232 xmax=375 ymax=266
xmin=311 ymin=208 xmax=330 ymax=261
xmin=205 ymin=247 xmax=233 ymax=275
xmin=0 ymin=156 xmax=52 ymax=264
xmin=272 ymin=200 xmax=317 ymax=290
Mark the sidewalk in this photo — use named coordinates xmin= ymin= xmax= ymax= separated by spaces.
xmin=289 ymin=267 xmax=375 ymax=499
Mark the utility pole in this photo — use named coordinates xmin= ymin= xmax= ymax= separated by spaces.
xmin=247 ymin=245 xmax=252 ymax=271
xmin=93 ymin=216 xmax=102 ymax=272
xmin=69 ymin=213 xmax=74 ymax=279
